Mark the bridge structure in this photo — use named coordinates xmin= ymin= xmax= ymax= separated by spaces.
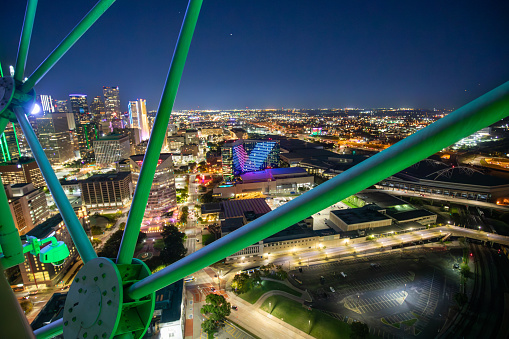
xmin=0 ymin=0 xmax=508 ymax=338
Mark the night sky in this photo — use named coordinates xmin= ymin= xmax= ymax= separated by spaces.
xmin=1 ymin=0 xmax=508 ymax=111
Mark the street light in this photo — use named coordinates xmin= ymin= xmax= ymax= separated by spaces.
xmin=269 ymin=302 xmax=272 ymax=314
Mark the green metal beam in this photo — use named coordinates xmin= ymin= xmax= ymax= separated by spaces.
xmin=14 ymin=0 xmax=38 ymax=82
xmin=33 ymin=318 xmax=63 ymax=339
xmin=21 ymin=0 xmax=116 ymax=92
xmin=128 ymin=80 xmax=509 ymax=300
xmin=14 ymin=107 xmax=97 ymax=263
xmin=116 ymin=0 xmax=203 ymax=265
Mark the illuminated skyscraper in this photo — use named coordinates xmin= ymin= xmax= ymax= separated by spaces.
xmin=130 ymin=153 xmax=177 ymax=218
xmin=128 ymin=99 xmax=150 ymax=141
xmin=69 ymin=94 xmax=90 ymax=126
xmin=54 ymin=99 xmax=68 ymax=113
xmin=89 ymin=96 xmax=105 ymax=122
xmin=37 ymin=95 xmax=55 ymax=114
xmin=36 ymin=113 xmax=74 ymax=164
xmin=103 ymin=86 xmax=120 ymax=120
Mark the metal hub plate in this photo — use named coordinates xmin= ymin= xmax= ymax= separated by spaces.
xmin=0 ymin=77 xmax=15 ymax=115
xmin=63 ymin=258 xmax=122 ymax=339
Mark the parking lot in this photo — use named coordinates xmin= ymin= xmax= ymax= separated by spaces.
xmin=289 ymin=246 xmax=463 ymax=337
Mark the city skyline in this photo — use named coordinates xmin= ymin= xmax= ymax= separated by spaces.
xmin=1 ymin=1 xmax=508 ymax=111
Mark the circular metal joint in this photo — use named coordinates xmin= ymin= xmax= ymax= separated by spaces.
xmin=0 ymin=77 xmax=15 ymax=119
xmin=63 ymin=258 xmax=122 ymax=339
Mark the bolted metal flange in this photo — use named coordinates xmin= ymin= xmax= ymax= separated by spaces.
xmin=0 ymin=76 xmax=36 ymax=122
xmin=63 ymin=257 xmax=155 ymax=339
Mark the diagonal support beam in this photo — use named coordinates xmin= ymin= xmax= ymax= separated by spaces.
xmin=14 ymin=0 xmax=38 ymax=82
xmin=20 ymin=0 xmax=116 ymax=92
xmin=33 ymin=318 xmax=63 ymax=339
xmin=14 ymin=107 xmax=97 ymax=263
xmin=116 ymin=0 xmax=203 ymax=265
xmin=128 ymin=81 xmax=509 ymax=300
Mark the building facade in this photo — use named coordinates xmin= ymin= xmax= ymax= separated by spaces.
xmin=221 ymin=139 xmax=280 ymax=181
xmin=103 ymin=86 xmax=120 ymax=120
xmin=6 ymin=183 xmax=49 ymax=235
xmin=93 ymin=134 xmax=130 ymax=165
xmin=36 ymin=113 xmax=74 ymax=164
xmin=80 ymin=172 xmax=133 ymax=210
xmin=130 ymin=154 xmax=177 ymax=218
xmin=128 ymin=99 xmax=150 ymax=141
xmin=0 ymin=158 xmax=44 ymax=188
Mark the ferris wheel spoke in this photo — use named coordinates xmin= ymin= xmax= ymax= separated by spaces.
xmin=116 ymin=0 xmax=203 ymax=265
xmin=14 ymin=0 xmax=38 ymax=82
xmin=33 ymin=318 xmax=63 ymax=339
xmin=127 ymin=81 xmax=509 ymax=300
xmin=14 ymin=107 xmax=97 ymax=263
xmin=20 ymin=0 xmax=117 ymax=92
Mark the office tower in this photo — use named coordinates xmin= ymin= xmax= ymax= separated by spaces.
xmin=0 ymin=122 xmax=21 ymax=162
xmin=0 ymin=158 xmax=44 ymax=188
xmin=90 ymin=96 xmax=106 ymax=122
xmin=130 ymin=153 xmax=177 ymax=218
xmin=36 ymin=113 xmax=74 ymax=164
xmin=103 ymin=86 xmax=120 ymax=120
xmin=5 ymin=183 xmax=49 ymax=235
xmin=54 ymin=99 xmax=68 ymax=112
xmin=80 ymin=172 xmax=133 ymax=210
xmin=93 ymin=134 xmax=130 ymax=165
xmin=37 ymin=95 xmax=55 ymax=114
xmin=128 ymin=99 xmax=150 ymax=141
xmin=76 ymin=119 xmax=99 ymax=162
xmin=69 ymin=94 xmax=90 ymax=126
xmin=221 ymin=139 xmax=280 ymax=180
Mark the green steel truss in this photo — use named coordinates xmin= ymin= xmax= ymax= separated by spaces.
xmin=0 ymin=0 xmax=508 ymax=338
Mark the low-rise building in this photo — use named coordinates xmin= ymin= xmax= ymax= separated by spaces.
xmin=329 ymin=206 xmax=392 ymax=232
xmin=213 ymin=167 xmax=314 ymax=199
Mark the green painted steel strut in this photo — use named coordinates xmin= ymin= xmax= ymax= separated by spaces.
xmin=33 ymin=318 xmax=63 ymax=339
xmin=21 ymin=0 xmax=116 ymax=93
xmin=116 ymin=0 xmax=203 ymax=265
xmin=14 ymin=107 xmax=97 ymax=263
xmin=128 ymin=80 xmax=509 ymax=300
xmin=14 ymin=0 xmax=38 ymax=82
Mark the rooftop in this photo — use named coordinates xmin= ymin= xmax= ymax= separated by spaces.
xmin=240 ymin=167 xmax=309 ymax=183
xmin=25 ymin=214 xmax=63 ymax=239
xmin=331 ymin=206 xmax=391 ymax=225
xmin=96 ymin=133 xmax=128 ymax=141
xmin=81 ymin=171 xmax=131 ymax=183
xmin=221 ymin=198 xmax=272 ymax=219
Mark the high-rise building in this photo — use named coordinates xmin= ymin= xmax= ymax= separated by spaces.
xmin=69 ymin=94 xmax=90 ymax=126
xmin=103 ymin=86 xmax=120 ymax=120
xmin=221 ymin=139 xmax=280 ymax=181
xmin=128 ymin=99 xmax=150 ymax=141
xmin=36 ymin=113 xmax=74 ymax=164
xmin=89 ymin=96 xmax=106 ymax=122
xmin=37 ymin=95 xmax=55 ymax=114
xmin=93 ymin=134 xmax=130 ymax=165
xmin=0 ymin=122 xmax=21 ymax=163
xmin=0 ymin=158 xmax=44 ymax=188
xmin=54 ymin=99 xmax=68 ymax=113
xmin=76 ymin=119 xmax=99 ymax=162
xmin=130 ymin=153 xmax=177 ymax=218
xmin=80 ymin=172 xmax=133 ymax=210
xmin=5 ymin=183 xmax=49 ymax=235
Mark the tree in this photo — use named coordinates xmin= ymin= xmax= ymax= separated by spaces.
xmin=158 ymin=224 xmax=187 ymax=265
xmin=98 ymin=230 xmax=146 ymax=258
xmin=350 ymin=321 xmax=369 ymax=339
xmin=19 ymin=300 xmax=33 ymax=314
xmin=201 ymin=294 xmax=231 ymax=335
xmin=231 ymin=273 xmax=252 ymax=294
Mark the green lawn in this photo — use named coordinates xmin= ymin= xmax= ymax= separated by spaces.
xmin=238 ymin=280 xmax=302 ymax=304
xmin=202 ymin=233 xmax=215 ymax=246
xmin=260 ymin=295 xmax=351 ymax=338
xmin=153 ymin=239 xmax=165 ymax=251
